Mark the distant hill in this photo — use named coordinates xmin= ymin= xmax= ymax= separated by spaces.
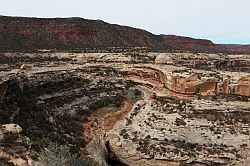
xmin=162 ymin=35 xmax=250 ymax=54
xmin=216 ymin=44 xmax=250 ymax=54
xmin=0 ymin=15 xmax=249 ymax=53
xmin=162 ymin=35 xmax=216 ymax=52
xmin=0 ymin=16 xmax=167 ymax=51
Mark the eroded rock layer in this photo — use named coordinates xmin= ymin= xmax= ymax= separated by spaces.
xmin=0 ymin=52 xmax=249 ymax=165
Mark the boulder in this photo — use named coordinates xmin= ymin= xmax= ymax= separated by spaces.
xmin=2 ymin=124 xmax=23 ymax=134
xmin=155 ymin=54 xmax=173 ymax=64
xmin=20 ymin=64 xmax=32 ymax=70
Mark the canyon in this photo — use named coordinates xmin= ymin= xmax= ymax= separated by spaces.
xmin=0 ymin=16 xmax=249 ymax=166
xmin=0 ymin=51 xmax=249 ymax=166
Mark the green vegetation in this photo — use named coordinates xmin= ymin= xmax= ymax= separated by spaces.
xmin=38 ymin=143 xmax=96 ymax=166
xmin=2 ymin=133 xmax=19 ymax=144
xmin=0 ymin=163 xmax=14 ymax=166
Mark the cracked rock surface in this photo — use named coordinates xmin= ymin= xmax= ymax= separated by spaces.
xmin=0 ymin=51 xmax=249 ymax=165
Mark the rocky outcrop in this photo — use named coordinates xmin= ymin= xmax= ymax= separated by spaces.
xmin=0 ymin=80 xmax=8 ymax=100
xmin=108 ymin=98 xmax=250 ymax=166
xmin=0 ymin=124 xmax=33 ymax=166
xmin=161 ymin=71 xmax=250 ymax=97
xmin=0 ymin=52 xmax=144 ymax=165
xmin=154 ymin=53 xmax=250 ymax=96
xmin=0 ymin=52 xmax=249 ymax=165
xmin=1 ymin=124 xmax=22 ymax=134
xmin=153 ymin=52 xmax=244 ymax=72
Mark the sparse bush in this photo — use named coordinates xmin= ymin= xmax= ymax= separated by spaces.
xmin=3 ymin=133 xmax=19 ymax=144
xmin=0 ymin=163 xmax=12 ymax=166
xmin=38 ymin=143 xmax=95 ymax=166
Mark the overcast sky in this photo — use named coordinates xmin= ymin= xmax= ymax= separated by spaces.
xmin=1 ymin=0 xmax=249 ymax=44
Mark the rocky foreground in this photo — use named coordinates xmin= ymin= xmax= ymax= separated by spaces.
xmin=0 ymin=51 xmax=249 ymax=166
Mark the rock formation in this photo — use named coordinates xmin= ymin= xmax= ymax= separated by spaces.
xmin=0 ymin=51 xmax=249 ymax=165
xmin=1 ymin=16 xmax=250 ymax=53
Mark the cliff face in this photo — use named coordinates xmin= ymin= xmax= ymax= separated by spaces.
xmin=162 ymin=35 xmax=250 ymax=53
xmin=162 ymin=35 xmax=216 ymax=51
xmin=216 ymin=44 xmax=250 ymax=53
xmin=0 ymin=16 xmax=167 ymax=50
xmin=0 ymin=16 xmax=250 ymax=53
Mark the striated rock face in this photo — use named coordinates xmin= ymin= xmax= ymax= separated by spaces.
xmin=0 ymin=80 xmax=8 ymax=100
xmin=0 ymin=52 xmax=249 ymax=165
xmin=162 ymin=35 xmax=250 ymax=53
xmin=108 ymin=98 xmax=250 ymax=166
xmin=154 ymin=53 xmax=250 ymax=97
xmin=216 ymin=44 xmax=250 ymax=54
xmin=109 ymin=52 xmax=249 ymax=165
xmin=155 ymin=53 xmax=250 ymax=71
xmin=0 ymin=52 xmax=145 ymax=165
xmin=1 ymin=15 xmax=250 ymax=54
xmin=160 ymin=71 xmax=250 ymax=97
xmin=0 ymin=16 xmax=167 ymax=50
xmin=162 ymin=35 xmax=215 ymax=51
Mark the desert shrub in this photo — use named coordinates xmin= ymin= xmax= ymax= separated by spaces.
xmin=0 ymin=163 xmax=12 ymax=166
xmin=38 ymin=143 xmax=95 ymax=166
xmin=3 ymin=133 xmax=19 ymax=144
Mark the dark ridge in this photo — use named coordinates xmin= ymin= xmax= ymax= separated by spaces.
xmin=0 ymin=15 xmax=168 ymax=51
xmin=0 ymin=15 xmax=249 ymax=53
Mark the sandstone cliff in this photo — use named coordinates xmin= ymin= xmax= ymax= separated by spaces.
xmin=0 ymin=16 xmax=167 ymax=51
xmin=1 ymin=16 xmax=250 ymax=54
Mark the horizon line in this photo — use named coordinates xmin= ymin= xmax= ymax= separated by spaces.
xmin=1 ymin=14 xmax=249 ymax=45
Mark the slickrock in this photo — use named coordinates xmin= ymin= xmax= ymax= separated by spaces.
xmin=2 ymin=124 xmax=22 ymax=134
xmin=0 ymin=52 xmax=249 ymax=165
xmin=108 ymin=97 xmax=249 ymax=165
